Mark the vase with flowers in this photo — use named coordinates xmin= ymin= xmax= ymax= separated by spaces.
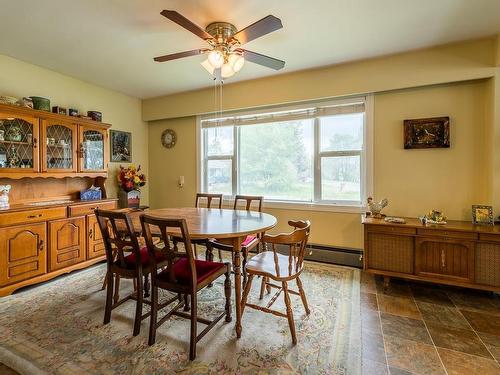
xmin=117 ymin=165 xmax=146 ymax=208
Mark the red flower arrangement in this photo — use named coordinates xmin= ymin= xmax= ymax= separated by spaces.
xmin=118 ymin=165 xmax=146 ymax=192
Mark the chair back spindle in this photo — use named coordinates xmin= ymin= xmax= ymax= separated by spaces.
xmin=263 ymin=220 xmax=311 ymax=277
xmin=195 ymin=193 xmax=223 ymax=209
xmin=95 ymin=209 xmax=143 ymax=270
xmin=233 ymin=195 xmax=263 ymax=212
xmin=140 ymin=215 xmax=197 ymax=287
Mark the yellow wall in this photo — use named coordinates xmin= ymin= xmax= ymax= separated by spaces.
xmin=143 ymin=37 xmax=497 ymax=121
xmin=0 ymin=54 xmax=149 ymax=203
xmin=148 ymin=80 xmax=491 ymax=249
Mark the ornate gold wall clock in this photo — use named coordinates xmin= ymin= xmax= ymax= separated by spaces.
xmin=161 ymin=129 xmax=177 ymax=148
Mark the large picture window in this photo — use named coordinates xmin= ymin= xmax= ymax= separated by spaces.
xmin=199 ymin=97 xmax=371 ymax=207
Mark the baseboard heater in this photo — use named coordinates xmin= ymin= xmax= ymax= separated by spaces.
xmin=272 ymin=243 xmax=363 ymax=268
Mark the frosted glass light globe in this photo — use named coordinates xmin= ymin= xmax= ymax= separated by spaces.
xmin=229 ymin=54 xmax=245 ymax=72
xmin=208 ymin=50 xmax=224 ymax=68
xmin=221 ymin=63 xmax=235 ymax=78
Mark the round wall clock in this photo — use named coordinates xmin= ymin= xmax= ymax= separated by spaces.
xmin=161 ymin=129 xmax=177 ymax=149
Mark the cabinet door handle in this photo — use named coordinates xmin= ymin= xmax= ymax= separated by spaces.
xmin=27 ymin=214 xmax=42 ymax=219
xmin=38 ymin=239 xmax=44 ymax=251
xmin=441 ymin=249 xmax=446 ymax=268
xmin=89 ymin=229 xmax=93 ymax=239
xmin=33 ymin=137 xmax=38 ymax=149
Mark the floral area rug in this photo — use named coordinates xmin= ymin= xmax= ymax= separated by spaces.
xmin=0 ymin=261 xmax=360 ymax=375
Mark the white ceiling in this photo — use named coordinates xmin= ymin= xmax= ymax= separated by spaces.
xmin=1 ymin=0 xmax=500 ymax=99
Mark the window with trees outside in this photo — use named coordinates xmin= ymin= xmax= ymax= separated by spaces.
xmin=198 ymin=97 xmax=371 ymax=208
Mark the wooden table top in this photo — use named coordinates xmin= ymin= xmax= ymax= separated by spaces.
xmin=362 ymin=215 xmax=500 ymax=234
xmin=128 ymin=207 xmax=277 ymax=239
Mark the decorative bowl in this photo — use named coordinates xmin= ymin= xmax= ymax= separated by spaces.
xmin=29 ymin=96 xmax=51 ymax=111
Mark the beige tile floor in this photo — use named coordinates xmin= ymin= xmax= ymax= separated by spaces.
xmin=361 ymin=272 xmax=500 ymax=375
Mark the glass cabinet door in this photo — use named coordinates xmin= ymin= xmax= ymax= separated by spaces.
xmin=79 ymin=126 xmax=107 ymax=172
xmin=0 ymin=113 xmax=39 ymax=172
xmin=42 ymin=120 xmax=77 ymax=172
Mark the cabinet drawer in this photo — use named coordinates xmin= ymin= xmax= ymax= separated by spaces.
xmin=0 ymin=207 xmax=66 ymax=227
xmin=417 ymin=228 xmax=477 ymax=240
xmin=68 ymin=201 xmax=116 ymax=217
xmin=366 ymin=225 xmax=416 ymax=236
xmin=479 ymin=233 xmax=500 ymax=243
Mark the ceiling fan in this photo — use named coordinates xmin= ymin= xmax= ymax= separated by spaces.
xmin=154 ymin=10 xmax=285 ymax=79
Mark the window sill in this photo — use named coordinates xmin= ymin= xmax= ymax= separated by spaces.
xmin=224 ymin=198 xmax=365 ymax=214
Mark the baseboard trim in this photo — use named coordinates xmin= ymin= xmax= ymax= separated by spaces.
xmin=273 ymin=243 xmax=363 ymax=268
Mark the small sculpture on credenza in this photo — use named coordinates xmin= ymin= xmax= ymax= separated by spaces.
xmin=0 ymin=185 xmax=11 ymax=208
xmin=367 ymin=197 xmax=389 ymax=218
xmin=419 ymin=210 xmax=447 ymax=225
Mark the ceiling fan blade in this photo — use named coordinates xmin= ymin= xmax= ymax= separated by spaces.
xmin=240 ymin=49 xmax=285 ymax=70
xmin=154 ymin=49 xmax=206 ymax=62
xmin=233 ymin=15 xmax=283 ymax=44
xmin=160 ymin=10 xmax=213 ymax=40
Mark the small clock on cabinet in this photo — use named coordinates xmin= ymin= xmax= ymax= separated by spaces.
xmin=161 ymin=129 xmax=177 ymax=149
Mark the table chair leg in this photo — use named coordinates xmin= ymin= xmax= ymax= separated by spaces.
xmin=101 ymin=271 xmax=108 ymax=291
xmin=282 ymin=281 xmax=297 ymax=345
xmin=184 ymin=293 xmax=190 ymax=311
xmin=259 ymin=276 xmax=267 ymax=300
xmin=104 ymin=271 xmax=114 ymax=325
xmin=189 ymin=293 xmax=198 ymax=360
xmin=224 ymin=270 xmax=232 ymax=322
xmin=241 ymin=274 xmax=254 ymax=318
xmin=133 ymin=275 xmax=144 ymax=336
xmin=148 ymin=283 xmax=159 ymax=346
xmin=296 ymin=276 xmax=310 ymax=315
xmin=144 ymin=274 xmax=150 ymax=298
xmin=113 ymin=275 xmax=121 ymax=304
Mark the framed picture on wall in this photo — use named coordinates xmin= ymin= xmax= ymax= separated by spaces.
xmin=403 ymin=117 xmax=450 ymax=149
xmin=110 ymin=130 xmax=132 ymax=162
xmin=472 ymin=205 xmax=494 ymax=225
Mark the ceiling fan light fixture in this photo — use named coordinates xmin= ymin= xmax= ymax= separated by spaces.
xmin=229 ymin=53 xmax=245 ymax=72
xmin=201 ymin=59 xmax=215 ymax=75
xmin=221 ymin=63 xmax=235 ymax=78
xmin=207 ymin=50 xmax=224 ymax=68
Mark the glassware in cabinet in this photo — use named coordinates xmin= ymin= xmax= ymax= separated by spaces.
xmin=41 ymin=119 xmax=77 ymax=172
xmin=0 ymin=113 xmax=39 ymax=172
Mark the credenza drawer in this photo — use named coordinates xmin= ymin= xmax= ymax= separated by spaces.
xmin=68 ymin=201 xmax=116 ymax=217
xmin=366 ymin=225 xmax=416 ymax=235
xmin=0 ymin=207 xmax=66 ymax=227
xmin=417 ymin=228 xmax=477 ymax=240
xmin=479 ymin=233 xmax=500 ymax=243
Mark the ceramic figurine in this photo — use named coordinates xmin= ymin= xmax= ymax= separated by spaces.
xmin=0 ymin=185 xmax=11 ymax=208
xmin=367 ymin=197 xmax=389 ymax=218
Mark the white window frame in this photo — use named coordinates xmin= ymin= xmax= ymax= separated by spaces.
xmin=196 ymin=95 xmax=373 ymax=213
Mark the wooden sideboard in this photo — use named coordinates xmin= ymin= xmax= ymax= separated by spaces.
xmin=0 ymin=198 xmax=117 ymax=296
xmin=362 ymin=216 xmax=500 ymax=292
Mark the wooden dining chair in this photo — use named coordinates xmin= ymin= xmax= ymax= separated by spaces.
xmin=140 ymin=214 xmax=232 ymax=360
xmin=240 ymin=220 xmax=311 ymax=344
xmin=172 ymin=193 xmax=223 ymax=259
xmin=206 ymin=195 xmax=264 ymax=283
xmin=95 ymin=209 xmax=170 ymax=336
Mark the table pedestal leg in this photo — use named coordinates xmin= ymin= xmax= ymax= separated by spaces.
xmin=233 ymin=236 xmax=243 ymax=338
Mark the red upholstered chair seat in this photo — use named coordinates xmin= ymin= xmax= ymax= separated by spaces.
xmin=241 ymin=235 xmax=257 ymax=247
xmin=124 ymin=247 xmax=166 ymax=268
xmin=158 ymin=258 xmax=226 ymax=285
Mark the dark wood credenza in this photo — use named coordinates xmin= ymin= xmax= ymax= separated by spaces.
xmin=362 ymin=216 xmax=500 ymax=292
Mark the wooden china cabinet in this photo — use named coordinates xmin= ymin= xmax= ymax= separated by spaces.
xmin=0 ymin=103 xmax=117 ymax=296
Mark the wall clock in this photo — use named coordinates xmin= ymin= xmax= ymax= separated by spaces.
xmin=161 ymin=129 xmax=177 ymax=149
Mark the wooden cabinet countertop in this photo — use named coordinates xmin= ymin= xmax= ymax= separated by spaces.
xmin=0 ymin=198 xmax=118 ymax=215
xmin=362 ymin=215 xmax=500 ymax=235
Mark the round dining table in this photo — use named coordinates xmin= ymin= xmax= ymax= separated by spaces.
xmin=127 ymin=207 xmax=277 ymax=338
